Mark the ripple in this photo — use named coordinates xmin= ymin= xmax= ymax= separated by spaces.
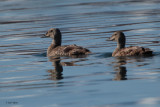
xmin=0 ymin=0 xmax=160 ymax=107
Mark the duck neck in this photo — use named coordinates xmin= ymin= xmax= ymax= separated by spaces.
xmin=53 ymin=59 xmax=63 ymax=73
xmin=52 ymin=39 xmax=61 ymax=47
xmin=117 ymin=38 xmax=125 ymax=50
xmin=47 ymin=35 xmax=62 ymax=55
xmin=112 ymin=39 xmax=125 ymax=56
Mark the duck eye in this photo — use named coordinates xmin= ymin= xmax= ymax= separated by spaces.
xmin=50 ymin=30 xmax=53 ymax=32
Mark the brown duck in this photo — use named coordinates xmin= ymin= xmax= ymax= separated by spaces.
xmin=108 ymin=31 xmax=153 ymax=57
xmin=42 ymin=28 xmax=91 ymax=56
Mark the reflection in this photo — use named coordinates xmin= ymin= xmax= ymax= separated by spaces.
xmin=111 ymin=56 xmax=153 ymax=81
xmin=47 ymin=57 xmax=63 ymax=80
xmin=113 ymin=57 xmax=127 ymax=67
xmin=113 ymin=66 xmax=127 ymax=81
xmin=47 ymin=55 xmax=88 ymax=81
xmin=112 ymin=57 xmax=127 ymax=81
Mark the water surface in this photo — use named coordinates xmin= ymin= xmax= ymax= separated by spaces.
xmin=0 ymin=0 xmax=160 ymax=107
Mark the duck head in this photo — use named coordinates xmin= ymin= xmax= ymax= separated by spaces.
xmin=42 ymin=28 xmax=61 ymax=39
xmin=108 ymin=31 xmax=126 ymax=49
xmin=42 ymin=28 xmax=62 ymax=46
xmin=108 ymin=31 xmax=125 ymax=41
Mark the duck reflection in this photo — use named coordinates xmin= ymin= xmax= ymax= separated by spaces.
xmin=47 ymin=57 xmax=63 ymax=80
xmin=47 ymin=55 xmax=88 ymax=81
xmin=112 ymin=57 xmax=127 ymax=81
xmin=113 ymin=66 xmax=127 ymax=81
xmin=112 ymin=56 xmax=153 ymax=81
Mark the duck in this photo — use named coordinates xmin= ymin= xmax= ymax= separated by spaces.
xmin=108 ymin=31 xmax=153 ymax=57
xmin=42 ymin=28 xmax=91 ymax=57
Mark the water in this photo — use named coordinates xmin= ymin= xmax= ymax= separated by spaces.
xmin=0 ymin=0 xmax=160 ymax=107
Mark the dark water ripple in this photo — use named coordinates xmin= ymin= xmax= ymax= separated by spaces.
xmin=0 ymin=0 xmax=160 ymax=107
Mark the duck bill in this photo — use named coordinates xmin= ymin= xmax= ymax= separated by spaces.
xmin=107 ymin=35 xmax=116 ymax=41
xmin=41 ymin=34 xmax=49 ymax=38
xmin=41 ymin=31 xmax=50 ymax=38
xmin=106 ymin=37 xmax=114 ymax=41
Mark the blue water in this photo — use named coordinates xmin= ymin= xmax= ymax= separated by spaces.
xmin=0 ymin=0 xmax=160 ymax=107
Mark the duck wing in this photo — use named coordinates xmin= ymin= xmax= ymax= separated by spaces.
xmin=63 ymin=44 xmax=91 ymax=55
xmin=114 ymin=46 xmax=152 ymax=56
xmin=49 ymin=45 xmax=91 ymax=56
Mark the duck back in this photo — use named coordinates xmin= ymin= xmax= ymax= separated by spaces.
xmin=47 ymin=44 xmax=91 ymax=56
xmin=113 ymin=46 xmax=152 ymax=57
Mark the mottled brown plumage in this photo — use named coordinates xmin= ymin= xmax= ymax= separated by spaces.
xmin=108 ymin=31 xmax=153 ymax=57
xmin=43 ymin=28 xmax=91 ymax=57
